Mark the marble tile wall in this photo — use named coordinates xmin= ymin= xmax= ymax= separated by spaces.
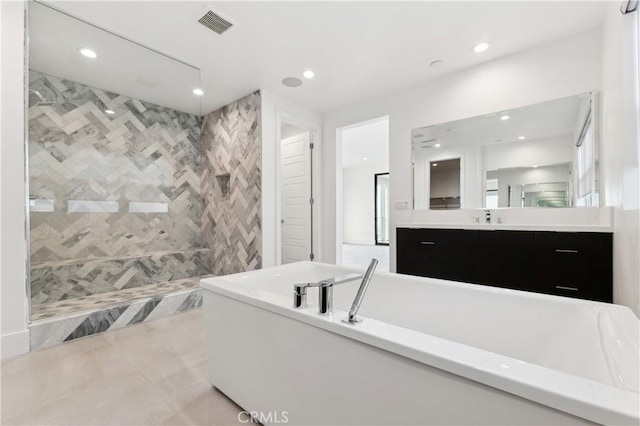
xmin=27 ymin=72 xmax=263 ymax=341
xmin=30 ymin=249 xmax=211 ymax=306
xmin=28 ymin=70 xmax=203 ymax=264
xmin=28 ymin=70 xmax=209 ymax=305
xmin=200 ymin=92 xmax=262 ymax=275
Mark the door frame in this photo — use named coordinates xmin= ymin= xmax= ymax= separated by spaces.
xmin=374 ymin=172 xmax=390 ymax=246
xmin=275 ymin=110 xmax=321 ymax=265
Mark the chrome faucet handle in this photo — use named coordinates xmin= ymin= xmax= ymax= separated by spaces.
xmin=293 ymin=282 xmax=324 ymax=309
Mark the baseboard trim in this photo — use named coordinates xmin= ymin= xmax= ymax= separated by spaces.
xmin=1 ymin=329 xmax=30 ymax=360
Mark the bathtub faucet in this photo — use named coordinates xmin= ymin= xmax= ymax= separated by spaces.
xmin=293 ymin=259 xmax=378 ymax=325
xmin=293 ymin=273 xmax=362 ymax=311
xmin=342 ymin=259 xmax=378 ymax=325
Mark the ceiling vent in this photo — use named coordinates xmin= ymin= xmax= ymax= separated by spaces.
xmin=197 ymin=8 xmax=233 ymax=35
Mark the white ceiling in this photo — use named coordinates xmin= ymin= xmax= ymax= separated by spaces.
xmin=44 ymin=1 xmax=606 ymax=115
xmin=342 ymin=116 xmax=389 ymax=169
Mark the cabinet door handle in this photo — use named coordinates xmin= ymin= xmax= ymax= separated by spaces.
xmin=555 ymin=249 xmax=579 ymax=254
xmin=556 ymin=285 xmax=579 ymax=291
xmin=420 ymin=241 xmax=436 ymax=245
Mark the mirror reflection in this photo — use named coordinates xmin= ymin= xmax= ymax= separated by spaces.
xmin=429 ymin=158 xmax=461 ymax=210
xmin=485 ymin=163 xmax=571 ymax=208
xmin=412 ymin=93 xmax=598 ymax=210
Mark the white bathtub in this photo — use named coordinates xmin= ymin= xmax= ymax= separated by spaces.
xmin=201 ymin=262 xmax=639 ymax=425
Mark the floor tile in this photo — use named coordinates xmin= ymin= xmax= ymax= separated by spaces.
xmin=341 ymin=243 xmax=390 ymax=272
xmin=1 ymin=308 xmax=243 ymax=426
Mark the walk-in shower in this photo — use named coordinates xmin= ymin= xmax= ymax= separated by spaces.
xmin=27 ymin=2 xmax=209 ymax=349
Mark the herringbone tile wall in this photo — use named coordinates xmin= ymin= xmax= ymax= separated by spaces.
xmin=28 ymin=71 xmax=208 ymax=305
xmin=200 ymin=92 xmax=262 ymax=275
xmin=27 ymin=71 xmax=263 ymax=315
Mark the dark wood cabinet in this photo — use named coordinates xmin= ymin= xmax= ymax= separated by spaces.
xmin=397 ymin=228 xmax=613 ymax=303
xmin=533 ymin=232 xmax=613 ymax=302
xmin=475 ymin=231 xmax=535 ymax=291
xmin=397 ymin=228 xmax=477 ymax=282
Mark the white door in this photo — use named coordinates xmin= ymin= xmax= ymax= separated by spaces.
xmin=281 ymin=132 xmax=312 ymax=264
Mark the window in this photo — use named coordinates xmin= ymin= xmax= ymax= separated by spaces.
xmin=576 ymin=113 xmax=595 ymax=206
xmin=485 ymin=178 xmax=499 ymax=208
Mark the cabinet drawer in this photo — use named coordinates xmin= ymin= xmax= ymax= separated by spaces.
xmin=397 ymin=228 xmax=477 ymax=282
xmin=534 ymin=232 xmax=612 ymax=302
xmin=548 ymin=282 xmax=592 ymax=299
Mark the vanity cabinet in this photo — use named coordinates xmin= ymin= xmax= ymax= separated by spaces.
xmin=396 ymin=228 xmax=613 ymax=303
xmin=533 ymin=232 xmax=612 ymax=302
xmin=396 ymin=229 xmax=477 ymax=282
xmin=475 ymin=231 xmax=535 ymax=291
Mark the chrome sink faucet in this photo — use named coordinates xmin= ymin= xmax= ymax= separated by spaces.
xmin=484 ymin=209 xmax=491 ymax=224
xmin=293 ymin=259 xmax=378 ymax=325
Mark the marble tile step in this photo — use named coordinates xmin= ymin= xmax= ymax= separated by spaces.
xmin=31 ymin=276 xmax=212 ymax=321
xmin=29 ymin=285 xmax=206 ymax=351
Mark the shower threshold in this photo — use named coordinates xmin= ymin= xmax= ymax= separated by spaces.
xmin=29 ymin=275 xmax=212 ymax=351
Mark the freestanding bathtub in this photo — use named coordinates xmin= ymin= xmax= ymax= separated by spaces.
xmin=201 ymin=262 xmax=639 ymax=425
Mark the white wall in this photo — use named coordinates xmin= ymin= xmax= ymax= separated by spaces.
xmin=261 ymin=90 xmax=322 ymax=266
xmin=322 ymin=29 xmax=602 ymax=273
xmin=1 ymin=0 xmax=30 ymax=359
xmin=600 ymin=6 xmax=640 ymax=316
xmin=342 ymin=161 xmax=388 ymax=245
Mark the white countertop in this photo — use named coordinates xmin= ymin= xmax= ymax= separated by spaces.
xmin=394 ymin=223 xmax=613 ymax=233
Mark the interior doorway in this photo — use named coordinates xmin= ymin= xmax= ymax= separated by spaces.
xmin=375 ymin=172 xmax=390 ymax=245
xmin=279 ymin=120 xmax=313 ymax=264
xmin=337 ymin=116 xmax=390 ymax=272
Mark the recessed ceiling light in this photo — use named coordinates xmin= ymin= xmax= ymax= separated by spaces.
xmin=532 ymin=165 xmax=539 ymax=168
xmin=432 ymin=163 xmax=438 ymax=167
xmin=473 ymin=42 xmax=490 ymax=53
xmin=500 ymin=114 xmax=510 ymax=121
xmin=104 ymin=109 xmax=115 ymax=115
xmin=282 ymin=77 xmax=303 ymax=88
xmin=303 ymin=70 xmax=315 ymax=79
xmin=429 ymin=60 xmax=444 ymax=69
xmin=435 ymin=143 xmax=441 ymax=147
xmin=518 ymin=135 xmax=526 ymax=140
xmin=362 ymin=157 xmax=368 ymax=160
xmin=193 ymin=88 xmax=204 ymax=96
xmin=78 ymin=48 xmax=97 ymax=59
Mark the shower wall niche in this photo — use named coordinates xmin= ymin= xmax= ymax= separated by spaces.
xmin=27 ymin=2 xmax=262 ymax=349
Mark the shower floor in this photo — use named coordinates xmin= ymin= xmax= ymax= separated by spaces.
xmin=31 ymin=276 xmax=212 ymax=321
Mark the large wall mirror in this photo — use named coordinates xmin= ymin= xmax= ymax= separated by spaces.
xmin=412 ymin=93 xmax=599 ymax=210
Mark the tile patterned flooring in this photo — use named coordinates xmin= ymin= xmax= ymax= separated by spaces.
xmin=341 ymin=244 xmax=390 ymax=272
xmin=1 ymin=309 xmax=244 ymax=425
